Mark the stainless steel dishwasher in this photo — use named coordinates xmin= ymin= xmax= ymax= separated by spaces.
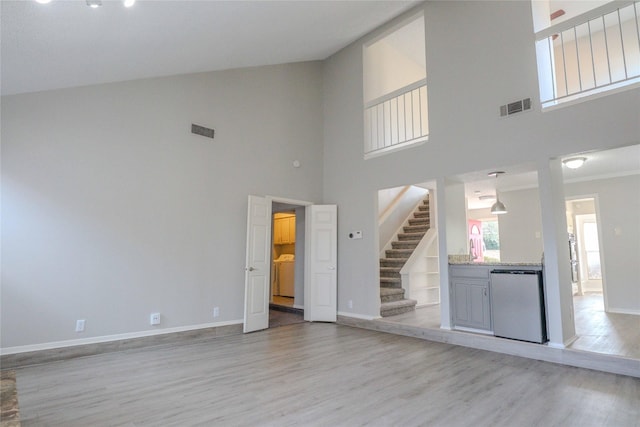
xmin=490 ymin=270 xmax=547 ymax=344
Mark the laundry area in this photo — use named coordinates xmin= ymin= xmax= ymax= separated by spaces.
xmin=271 ymin=212 xmax=297 ymax=307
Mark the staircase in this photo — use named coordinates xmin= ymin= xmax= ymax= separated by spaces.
xmin=380 ymin=197 xmax=430 ymax=317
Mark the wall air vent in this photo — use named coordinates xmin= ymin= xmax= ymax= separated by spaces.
xmin=499 ymin=98 xmax=532 ymax=117
xmin=191 ymin=124 xmax=215 ymax=139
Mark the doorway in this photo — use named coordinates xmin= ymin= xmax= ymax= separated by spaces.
xmin=271 ymin=206 xmax=303 ymax=310
xmin=575 ymin=214 xmax=603 ymax=294
xmin=244 ymin=196 xmax=338 ymax=333
xmin=565 ymin=197 xmax=606 ymax=302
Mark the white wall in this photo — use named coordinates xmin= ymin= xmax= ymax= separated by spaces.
xmin=565 ymin=174 xmax=640 ymax=314
xmin=378 ymin=185 xmax=428 ymax=253
xmin=323 ymin=0 xmax=640 ymax=318
xmin=363 ymin=15 xmax=426 ymax=103
xmin=445 ymin=182 xmax=468 ymax=255
xmin=498 ymin=187 xmax=544 ymax=263
xmin=1 ymin=62 xmax=324 ymax=348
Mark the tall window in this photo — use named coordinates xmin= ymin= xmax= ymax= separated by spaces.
xmin=363 ymin=14 xmax=428 ymax=158
xmin=533 ymin=1 xmax=640 ymax=108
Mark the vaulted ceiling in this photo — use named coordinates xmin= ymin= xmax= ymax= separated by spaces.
xmin=1 ymin=0 xmax=421 ymax=96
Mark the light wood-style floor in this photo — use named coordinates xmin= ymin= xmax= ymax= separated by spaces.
xmin=382 ymin=295 xmax=639 ymax=360
xmin=14 ymin=323 xmax=640 ymax=427
xmin=570 ymin=294 xmax=640 ymax=358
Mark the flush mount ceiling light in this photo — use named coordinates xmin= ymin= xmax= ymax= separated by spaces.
xmin=563 ymin=157 xmax=587 ymax=169
xmin=86 ymin=0 xmax=102 ymax=7
xmin=488 ymin=171 xmax=508 ymax=215
xmin=124 ymin=0 xmax=136 ymax=7
xmin=35 ymin=0 xmax=52 ymax=4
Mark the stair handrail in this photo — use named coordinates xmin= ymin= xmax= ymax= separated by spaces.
xmin=379 ymin=193 xmax=429 ymax=258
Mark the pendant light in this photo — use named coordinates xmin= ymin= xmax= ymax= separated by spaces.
xmin=489 ymin=171 xmax=507 ymax=215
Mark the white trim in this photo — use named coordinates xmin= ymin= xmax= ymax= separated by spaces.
xmin=0 ymin=319 xmax=243 ymax=355
xmin=364 ymin=137 xmax=428 ymax=160
xmin=607 ymin=307 xmax=640 ymax=315
xmin=535 ymin=1 xmax=636 ymax=41
xmin=453 ymin=326 xmax=494 ymax=335
xmin=266 ymin=195 xmax=313 ymax=207
xmin=548 ymin=333 xmax=579 ymax=349
xmin=564 ymin=169 xmax=640 ymax=185
xmin=337 ymin=311 xmax=380 ymax=321
xmin=541 ymin=80 xmax=640 ymax=111
xmin=547 ymin=342 xmax=566 ymax=349
xmin=378 ymin=185 xmax=411 ymax=224
xmin=364 ymin=79 xmax=427 ymax=109
xmin=293 ymin=304 xmax=304 ymax=310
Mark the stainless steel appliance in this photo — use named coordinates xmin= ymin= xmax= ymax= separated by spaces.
xmin=490 ymin=270 xmax=547 ymax=344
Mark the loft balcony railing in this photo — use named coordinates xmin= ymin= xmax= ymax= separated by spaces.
xmin=364 ymin=79 xmax=428 ymax=158
xmin=536 ymin=1 xmax=640 ymax=108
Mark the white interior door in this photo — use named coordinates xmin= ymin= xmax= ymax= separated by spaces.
xmin=305 ymin=205 xmax=337 ymax=322
xmin=576 ymin=214 xmax=603 ymax=293
xmin=243 ymin=195 xmax=272 ymax=333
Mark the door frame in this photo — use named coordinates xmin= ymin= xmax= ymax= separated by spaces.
xmin=268 ymin=195 xmax=313 ymax=310
xmin=565 ymin=194 xmax=608 ymax=311
xmin=244 ymin=195 xmax=321 ymax=332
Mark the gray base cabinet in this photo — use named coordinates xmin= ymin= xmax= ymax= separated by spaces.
xmin=452 ymin=279 xmax=491 ymax=330
xmin=450 ymin=265 xmax=491 ymax=331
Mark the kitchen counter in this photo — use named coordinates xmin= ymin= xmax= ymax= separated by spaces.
xmin=448 ymin=255 xmax=542 ymax=267
xmin=448 ymin=261 xmax=543 ymax=267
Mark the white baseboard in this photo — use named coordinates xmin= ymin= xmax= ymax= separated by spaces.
xmin=453 ymin=326 xmax=494 ymax=335
xmin=337 ymin=311 xmax=380 ymax=321
xmin=548 ymin=333 xmax=578 ymax=349
xmin=607 ymin=307 xmax=640 ymax=315
xmin=0 ymin=319 xmax=243 ymax=355
xmin=294 ymin=304 xmax=304 ymax=310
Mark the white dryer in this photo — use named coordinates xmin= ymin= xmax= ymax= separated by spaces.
xmin=274 ymin=254 xmax=295 ymax=297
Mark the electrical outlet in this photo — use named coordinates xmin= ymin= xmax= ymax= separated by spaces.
xmin=213 ymin=307 xmax=220 ymax=318
xmin=75 ymin=319 xmax=85 ymax=332
xmin=150 ymin=313 xmax=161 ymax=325
xmin=348 ymin=300 xmax=353 ymax=309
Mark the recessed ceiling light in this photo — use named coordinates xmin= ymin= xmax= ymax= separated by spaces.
xmin=86 ymin=0 xmax=102 ymax=8
xmin=35 ymin=0 xmax=52 ymax=4
xmin=563 ymin=157 xmax=587 ymax=169
xmin=124 ymin=0 xmax=136 ymax=7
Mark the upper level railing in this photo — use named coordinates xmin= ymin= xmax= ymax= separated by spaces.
xmin=364 ymin=79 xmax=428 ymax=158
xmin=535 ymin=1 xmax=640 ymax=108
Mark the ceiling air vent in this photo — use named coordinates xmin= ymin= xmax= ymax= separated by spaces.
xmin=499 ymin=98 xmax=532 ymax=117
xmin=191 ymin=123 xmax=215 ymax=139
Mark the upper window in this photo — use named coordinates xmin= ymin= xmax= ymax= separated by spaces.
xmin=533 ymin=1 xmax=640 ymax=108
xmin=363 ymin=14 xmax=428 ymax=158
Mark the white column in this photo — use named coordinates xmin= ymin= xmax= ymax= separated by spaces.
xmin=436 ymin=178 xmax=451 ymax=329
xmin=538 ymin=158 xmax=576 ymax=347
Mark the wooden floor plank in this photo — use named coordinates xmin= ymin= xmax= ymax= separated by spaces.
xmin=15 ymin=323 xmax=640 ymax=427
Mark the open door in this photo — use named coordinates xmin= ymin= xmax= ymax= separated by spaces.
xmin=243 ymin=195 xmax=272 ymax=333
xmin=305 ymin=205 xmax=338 ymax=322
